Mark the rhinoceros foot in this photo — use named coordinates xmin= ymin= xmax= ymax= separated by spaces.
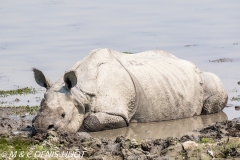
xmin=83 ymin=112 xmax=127 ymax=132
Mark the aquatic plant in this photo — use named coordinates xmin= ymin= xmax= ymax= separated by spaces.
xmin=17 ymin=105 xmax=39 ymax=115
xmin=0 ymin=105 xmax=39 ymax=115
xmin=0 ymin=87 xmax=37 ymax=97
xmin=231 ymin=96 xmax=240 ymax=102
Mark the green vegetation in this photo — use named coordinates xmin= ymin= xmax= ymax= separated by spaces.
xmin=216 ymin=138 xmax=240 ymax=158
xmin=0 ymin=87 xmax=37 ymax=97
xmin=15 ymin=105 xmax=39 ymax=115
xmin=198 ymin=137 xmax=215 ymax=144
xmin=0 ymin=105 xmax=39 ymax=115
xmin=0 ymin=137 xmax=34 ymax=160
xmin=231 ymin=95 xmax=240 ymax=102
xmin=0 ymin=137 xmax=56 ymax=160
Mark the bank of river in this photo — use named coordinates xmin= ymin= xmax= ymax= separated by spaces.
xmin=0 ymin=105 xmax=240 ymax=159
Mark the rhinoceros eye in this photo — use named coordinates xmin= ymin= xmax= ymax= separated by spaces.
xmin=61 ymin=113 xmax=65 ymax=118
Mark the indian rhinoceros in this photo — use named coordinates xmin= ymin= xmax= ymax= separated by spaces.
xmin=32 ymin=48 xmax=228 ymax=133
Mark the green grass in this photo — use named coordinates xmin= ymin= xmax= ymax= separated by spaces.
xmin=0 ymin=137 xmax=35 ymax=160
xmin=198 ymin=137 xmax=215 ymax=144
xmin=0 ymin=105 xmax=39 ymax=115
xmin=16 ymin=105 xmax=39 ymax=115
xmin=231 ymin=96 xmax=240 ymax=102
xmin=0 ymin=87 xmax=37 ymax=97
xmin=0 ymin=137 xmax=59 ymax=160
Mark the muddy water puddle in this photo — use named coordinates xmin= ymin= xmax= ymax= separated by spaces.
xmin=89 ymin=112 xmax=228 ymax=140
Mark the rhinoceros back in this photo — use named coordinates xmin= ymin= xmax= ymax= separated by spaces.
xmin=112 ymin=50 xmax=204 ymax=122
xmin=69 ymin=49 xmax=204 ymax=123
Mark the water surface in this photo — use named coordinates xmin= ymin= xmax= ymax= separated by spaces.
xmin=1 ymin=0 xmax=240 ymax=138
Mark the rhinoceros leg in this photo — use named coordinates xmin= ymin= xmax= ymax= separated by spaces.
xmin=82 ymin=112 xmax=127 ymax=132
xmin=201 ymin=72 xmax=228 ymax=114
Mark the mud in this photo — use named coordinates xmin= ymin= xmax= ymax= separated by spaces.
xmin=0 ymin=107 xmax=36 ymax=137
xmin=30 ymin=118 xmax=240 ymax=159
xmin=1 ymin=106 xmax=240 ymax=159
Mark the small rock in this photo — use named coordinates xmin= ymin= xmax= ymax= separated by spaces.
xmin=76 ymin=132 xmax=92 ymax=139
xmin=233 ymin=123 xmax=240 ymax=131
xmin=179 ymin=135 xmax=195 ymax=142
xmin=0 ymin=127 xmax=10 ymax=136
xmin=122 ymin=148 xmax=147 ymax=160
xmin=106 ymin=142 xmax=121 ymax=155
xmin=130 ymin=139 xmax=139 ymax=148
xmin=200 ymin=153 xmax=212 ymax=160
xmin=141 ymin=139 xmax=153 ymax=151
xmin=48 ymin=137 xmax=59 ymax=145
xmin=213 ymin=149 xmax=225 ymax=158
xmin=15 ymin=98 xmax=20 ymax=102
xmin=173 ymin=143 xmax=183 ymax=152
xmin=165 ymin=143 xmax=183 ymax=157
xmin=235 ymin=106 xmax=240 ymax=111
xmin=233 ymin=117 xmax=240 ymax=123
xmin=47 ymin=130 xmax=58 ymax=137
xmin=12 ymin=131 xmax=29 ymax=137
xmin=83 ymin=147 xmax=95 ymax=156
xmin=182 ymin=141 xmax=198 ymax=151
xmin=150 ymin=145 xmax=164 ymax=155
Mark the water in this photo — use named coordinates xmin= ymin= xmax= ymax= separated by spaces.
xmin=89 ymin=111 xmax=228 ymax=139
xmin=0 ymin=0 xmax=240 ymax=138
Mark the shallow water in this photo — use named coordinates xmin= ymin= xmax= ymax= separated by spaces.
xmin=0 ymin=1 xmax=240 ymax=138
xmin=90 ymin=111 xmax=227 ymax=139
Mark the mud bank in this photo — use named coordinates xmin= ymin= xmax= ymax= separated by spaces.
xmin=1 ymin=107 xmax=240 ymax=159
xmin=31 ymin=119 xmax=240 ymax=159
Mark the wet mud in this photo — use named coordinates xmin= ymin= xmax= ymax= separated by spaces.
xmin=0 ymin=107 xmax=36 ymax=137
xmin=1 ymin=106 xmax=240 ymax=159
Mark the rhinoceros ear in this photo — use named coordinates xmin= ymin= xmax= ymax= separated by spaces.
xmin=64 ymin=71 xmax=77 ymax=90
xmin=32 ymin=68 xmax=53 ymax=89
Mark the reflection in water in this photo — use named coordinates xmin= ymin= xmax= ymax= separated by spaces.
xmin=89 ymin=112 xmax=227 ymax=139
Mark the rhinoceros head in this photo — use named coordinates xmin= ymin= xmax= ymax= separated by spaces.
xmin=32 ymin=68 xmax=85 ymax=133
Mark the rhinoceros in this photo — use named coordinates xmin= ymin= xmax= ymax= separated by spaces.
xmin=32 ymin=48 xmax=228 ymax=133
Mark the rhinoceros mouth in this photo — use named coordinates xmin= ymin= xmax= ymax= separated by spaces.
xmin=32 ymin=124 xmax=56 ymax=134
xmin=31 ymin=125 xmax=44 ymax=135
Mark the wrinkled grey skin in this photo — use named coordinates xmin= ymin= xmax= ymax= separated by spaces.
xmin=32 ymin=48 xmax=228 ymax=133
